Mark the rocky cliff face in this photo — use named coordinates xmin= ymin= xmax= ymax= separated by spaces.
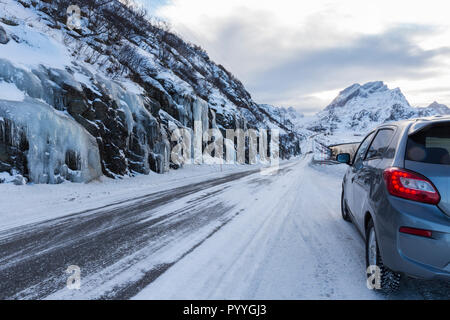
xmin=0 ymin=0 xmax=302 ymax=184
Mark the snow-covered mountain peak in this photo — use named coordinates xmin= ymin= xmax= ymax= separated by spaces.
xmin=311 ymin=81 xmax=413 ymax=135
xmin=428 ymin=101 xmax=444 ymax=108
xmin=305 ymin=81 xmax=450 ymax=144
xmin=325 ymin=81 xmax=409 ymax=112
xmin=422 ymin=101 xmax=450 ymax=115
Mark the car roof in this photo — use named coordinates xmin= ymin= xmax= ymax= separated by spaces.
xmin=377 ymin=115 xmax=450 ymax=134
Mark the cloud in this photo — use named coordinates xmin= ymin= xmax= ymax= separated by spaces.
xmin=409 ymin=86 xmax=450 ymax=94
xmin=248 ymin=25 xmax=450 ymax=98
xmin=154 ymin=0 xmax=450 ymax=113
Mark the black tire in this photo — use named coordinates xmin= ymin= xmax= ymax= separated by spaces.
xmin=341 ymin=189 xmax=351 ymax=222
xmin=365 ymin=220 xmax=401 ymax=293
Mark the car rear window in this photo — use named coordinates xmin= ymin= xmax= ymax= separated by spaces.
xmin=406 ymin=124 xmax=450 ymax=165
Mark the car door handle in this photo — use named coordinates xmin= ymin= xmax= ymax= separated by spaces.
xmin=351 ymin=177 xmax=356 ymax=183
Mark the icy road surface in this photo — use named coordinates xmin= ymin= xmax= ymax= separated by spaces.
xmin=0 ymin=156 xmax=449 ymax=299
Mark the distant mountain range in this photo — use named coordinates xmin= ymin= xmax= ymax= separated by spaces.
xmin=418 ymin=101 xmax=450 ymax=116
xmin=305 ymin=81 xmax=449 ymax=136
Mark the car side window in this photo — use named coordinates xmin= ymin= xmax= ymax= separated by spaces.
xmin=366 ymin=129 xmax=395 ymax=160
xmin=353 ymin=132 xmax=376 ymax=168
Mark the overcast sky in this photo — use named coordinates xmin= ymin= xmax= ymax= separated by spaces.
xmin=139 ymin=0 xmax=450 ymax=115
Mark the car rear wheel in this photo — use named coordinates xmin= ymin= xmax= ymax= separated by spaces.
xmin=365 ymin=220 xmax=401 ymax=293
xmin=341 ymin=189 xmax=351 ymax=222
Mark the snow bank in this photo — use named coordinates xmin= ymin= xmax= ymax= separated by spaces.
xmin=0 ymin=161 xmax=263 ymax=231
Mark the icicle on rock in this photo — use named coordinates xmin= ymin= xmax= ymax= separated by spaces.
xmin=0 ymin=99 xmax=102 ymax=183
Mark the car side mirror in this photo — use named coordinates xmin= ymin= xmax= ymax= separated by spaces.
xmin=336 ymin=153 xmax=351 ymax=165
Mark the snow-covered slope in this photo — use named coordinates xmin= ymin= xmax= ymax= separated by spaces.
xmin=0 ymin=0 xmax=302 ymax=184
xmin=310 ymin=81 xmax=414 ymax=132
xmin=306 ymin=81 xmax=450 ymax=143
xmin=418 ymin=101 xmax=450 ymax=116
xmin=258 ymin=104 xmax=305 ymax=130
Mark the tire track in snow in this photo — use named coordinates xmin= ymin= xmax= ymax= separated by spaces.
xmin=0 ymin=166 xmax=265 ymax=299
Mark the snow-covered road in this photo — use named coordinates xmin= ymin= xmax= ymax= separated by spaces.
xmin=0 ymin=156 xmax=449 ymax=299
xmin=133 ymin=157 xmax=450 ymax=300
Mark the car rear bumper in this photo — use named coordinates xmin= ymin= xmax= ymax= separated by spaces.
xmin=376 ymin=196 xmax=450 ymax=280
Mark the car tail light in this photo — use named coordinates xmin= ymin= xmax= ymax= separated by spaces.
xmin=383 ymin=168 xmax=440 ymax=205
xmin=399 ymin=227 xmax=433 ymax=238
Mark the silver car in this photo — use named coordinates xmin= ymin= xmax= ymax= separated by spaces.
xmin=337 ymin=116 xmax=450 ymax=292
